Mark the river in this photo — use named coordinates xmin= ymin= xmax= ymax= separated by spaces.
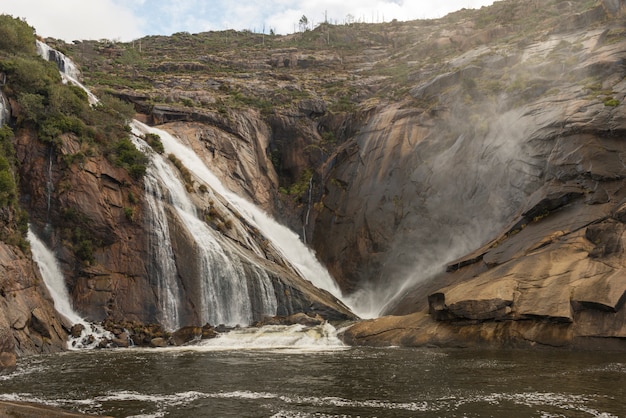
xmin=0 ymin=341 xmax=624 ymax=417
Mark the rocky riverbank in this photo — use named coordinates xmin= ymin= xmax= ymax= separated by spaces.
xmin=0 ymin=401 xmax=110 ymax=418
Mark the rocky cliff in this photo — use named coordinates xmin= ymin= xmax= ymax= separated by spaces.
xmin=0 ymin=15 xmax=357 ymax=371
xmin=2 ymin=0 xmax=626 ymax=361
xmin=57 ymin=0 xmax=626 ymax=347
xmin=340 ymin=2 xmax=626 ymax=347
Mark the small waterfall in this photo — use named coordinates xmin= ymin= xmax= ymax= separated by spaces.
xmin=36 ymin=40 xmax=80 ymax=80
xmin=181 ymin=323 xmax=346 ymax=352
xmin=27 ymin=227 xmax=113 ymax=349
xmin=35 ymin=41 xmax=99 ymax=105
xmin=0 ymin=92 xmax=9 ymax=127
xmin=46 ymin=152 xmax=53 ymax=219
xmin=303 ymin=176 xmax=313 ymax=244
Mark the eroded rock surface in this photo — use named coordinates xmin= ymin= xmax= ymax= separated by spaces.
xmin=343 ymin=5 xmax=626 ymax=348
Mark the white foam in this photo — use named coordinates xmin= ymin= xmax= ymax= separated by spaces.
xmin=152 ymin=323 xmax=348 ymax=353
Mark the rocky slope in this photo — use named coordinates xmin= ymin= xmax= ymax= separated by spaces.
xmin=341 ymin=3 xmax=626 ymax=347
xmin=1 ymin=0 xmax=625 ymax=360
xmin=58 ymin=0 xmax=626 ymax=347
xmin=0 ymin=15 xmax=357 ymax=371
xmin=0 ymin=236 xmax=69 ymax=369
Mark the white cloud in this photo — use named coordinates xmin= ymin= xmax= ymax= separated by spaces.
xmin=1 ymin=0 xmax=144 ymax=41
xmin=0 ymin=0 xmax=495 ymax=41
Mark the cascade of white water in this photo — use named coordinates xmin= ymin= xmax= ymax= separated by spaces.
xmin=37 ymin=40 xmax=277 ymax=328
xmin=35 ymin=41 xmax=354 ymax=329
xmin=185 ymin=322 xmax=347 ymax=352
xmin=27 ymin=227 xmax=113 ymax=349
xmin=143 ymin=168 xmax=181 ymax=330
xmin=132 ymin=121 xmax=347 ymax=306
xmin=35 ymin=41 xmax=99 ymax=105
xmin=132 ymin=135 xmax=278 ymax=327
xmin=0 ymin=92 xmax=8 ymax=127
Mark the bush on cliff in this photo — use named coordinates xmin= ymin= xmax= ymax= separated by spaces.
xmin=0 ymin=14 xmax=145 ymax=180
xmin=0 ymin=15 xmax=36 ymax=55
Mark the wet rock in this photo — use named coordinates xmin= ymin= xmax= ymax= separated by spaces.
xmin=215 ymin=324 xmax=235 ymax=333
xmin=0 ymin=323 xmax=16 ymax=371
xmin=202 ymin=324 xmax=217 ymax=339
xmin=149 ymin=337 xmax=168 ymax=348
xmin=111 ymin=336 xmax=130 ymax=348
xmin=70 ymin=323 xmax=85 ymax=338
xmin=0 ymin=400 xmax=110 ymax=417
xmin=257 ymin=313 xmax=326 ymax=327
xmin=171 ymin=326 xmax=202 ymax=345
xmin=29 ymin=308 xmax=51 ymax=339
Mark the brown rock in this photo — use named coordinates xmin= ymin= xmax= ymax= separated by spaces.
xmin=0 ymin=401 xmax=109 ymax=417
xmin=70 ymin=323 xmax=85 ymax=338
xmin=171 ymin=326 xmax=202 ymax=345
xmin=149 ymin=337 xmax=168 ymax=348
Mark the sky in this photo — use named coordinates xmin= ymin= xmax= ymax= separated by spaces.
xmin=1 ymin=0 xmax=496 ymax=42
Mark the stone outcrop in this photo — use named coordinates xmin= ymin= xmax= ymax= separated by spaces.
xmin=0 ymin=401 xmax=108 ymax=417
xmin=15 ymin=128 xmax=155 ymax=324
xmin=338 ymin=6 xmax=626 ymax=346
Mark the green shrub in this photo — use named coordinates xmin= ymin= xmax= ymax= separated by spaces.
xmin=75 ymin=238 xmax=94 ymax=264
xmin=0 ymin=161 xmax=16 ymax=206
xmin=144 ymin=132 xmax=164 ymax=153
xmin=604 ymin=97 xmax=620 ymax=107
xmin=123 ymin=207 xmax=135 ymax=221
xmin=113 ymin=138 xmax=148 ymax=179
xmin=0 ymin=15 xmax=36 ymax=55
xmin=280 ymin=168 xmax=313 ymax=199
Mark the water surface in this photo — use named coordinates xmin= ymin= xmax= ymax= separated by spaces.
xmin=1 ymin=345 xmax=624 ymax=417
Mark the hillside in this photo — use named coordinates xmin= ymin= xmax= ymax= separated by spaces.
xmin=1 ymin=0 xmax=626 ymax=362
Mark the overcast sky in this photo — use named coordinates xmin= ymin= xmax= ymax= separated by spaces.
xmin=2 ymin=0 xmax=496 ymax=42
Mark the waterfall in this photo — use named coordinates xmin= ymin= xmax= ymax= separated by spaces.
xmin=36 ymin=41 xmax=353 ymax=330
xmin=132 ymin=134 xmax=278 ymax=327
xmin=143 ymin=167 xmax=182 ymax=330
xmin=132 ymin=121 xmax=346 ymax=303
xmin=36 ymin=41 xmax=81 ymax=80
xmin=35 ymin=41 xmax=99 ymax=105
xmin=0 ymin=92 xmax=8 ymax=127
xmin=27 ymin=227 xmax=113 ymax=349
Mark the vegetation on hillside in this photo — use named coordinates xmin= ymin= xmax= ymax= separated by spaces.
xmin=50 ymin=0 xmax=604 ymax=115
xmin=0 ymin=15 xmax=146 ymax=179
xmin=0 ymin=15 xmax=150 ymax=251
xmin=41 ymin=0 xmax=608 ymax=205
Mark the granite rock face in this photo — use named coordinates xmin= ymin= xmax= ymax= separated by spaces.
xmin=13 ymin=116 xmax=354 ymax=337
xmin=342 ymin=6 xmax=626 ymax=347
xmin=0 ymin=240 xmax=69 ymax=370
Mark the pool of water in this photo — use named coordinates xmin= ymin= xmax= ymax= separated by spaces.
xmin=0 ymin=342 xmax=624 ymax=417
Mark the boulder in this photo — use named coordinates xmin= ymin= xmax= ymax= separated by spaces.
xmin=149 ymin=337 xmax=168 ymax=348
xmin=256 ymin=313 xmax=325 ymax=327
xmin=171 ymin=326 xmax=203 ymax=345
xmin=70 ymin=324 xmax=85 ymax=338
